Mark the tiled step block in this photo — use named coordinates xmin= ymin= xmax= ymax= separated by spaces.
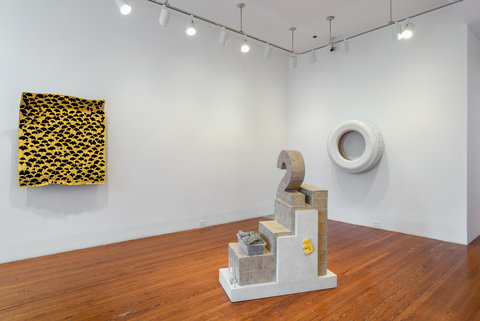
xmin=274 ymin=198 xmax=305 ymax=232
xmin=318 ymin=235 xmax=327 ymax=276
xmin=228 ymin=243 xmax=275 ymax=286
xmin=318 ymin=210 xmax=328 ymax=236
xmin=259 ymin=220 xmax=292 ymax=256
xmin=276 ymin=190 xmax=305 ymax=207
xmin=299 ymin=184 xmax=328 ymax=209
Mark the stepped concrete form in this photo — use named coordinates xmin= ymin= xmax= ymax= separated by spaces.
xmin=219 ymin=150 xmax=337 ymax=301
xmin=220 ymin=209 xmax=337 ymax=302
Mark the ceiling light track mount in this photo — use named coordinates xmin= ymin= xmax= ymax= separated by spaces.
xmin=237 ymin=3 xmax=245 ymax=34
xmin=289 ymin=27 xmax=297 ymax=68
xmin=290 ymin=27 xmax=296 ymax=52
xmin=327 ymin=16 xmax=335 ymax=52
xmin=389 ymin=0 xmax=394 ymax=25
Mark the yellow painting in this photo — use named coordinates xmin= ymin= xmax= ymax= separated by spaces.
xmin=18 ymin=92 xmax=106 ymax=187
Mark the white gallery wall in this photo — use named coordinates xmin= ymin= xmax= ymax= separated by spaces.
xmin=1 ymin=1 xmax=478 ymax=263
xmin=0 ymin=0 xmax=288 ymax=263
xmin=288 ymin=9 xmax=472 ymax=244
xmin=467 ymin=28 xmax=480 ymax=244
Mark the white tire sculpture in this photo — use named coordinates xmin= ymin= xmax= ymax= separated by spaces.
xmin=327 ymin=119 xmax=384 ymax=173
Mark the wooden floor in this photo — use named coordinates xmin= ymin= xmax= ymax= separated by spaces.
xmin=0 ymin=219 xmax=479 ymax=321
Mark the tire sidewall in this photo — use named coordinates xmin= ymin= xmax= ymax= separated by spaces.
xmin=327 ymin=119 xmax=384 ymax=173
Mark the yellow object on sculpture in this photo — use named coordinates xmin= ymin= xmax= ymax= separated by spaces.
xmin=18 ymin=92 xmax=106 ymax=187
xmin=303 ymin=238 xmax=313 ymax=255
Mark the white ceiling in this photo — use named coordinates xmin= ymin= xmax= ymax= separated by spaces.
xmin=454 ymin=0 xmax=480 ymax=40
xmin=165 ymin=0 xmax=458 ymax=52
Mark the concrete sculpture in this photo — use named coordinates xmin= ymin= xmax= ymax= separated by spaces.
xmin=219 ymin=150 xmax=337 ymax=302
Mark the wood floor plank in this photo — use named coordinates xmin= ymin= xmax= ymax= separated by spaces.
xmin=0 ymin=218 xmax=479 ymax=320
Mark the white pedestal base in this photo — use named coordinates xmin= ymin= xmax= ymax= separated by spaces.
xmin=219 ymin=268 xmax=337 ymax=302
xmin=219 ymin=209 xmax=337 ymax=302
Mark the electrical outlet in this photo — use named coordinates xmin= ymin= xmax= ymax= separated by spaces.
xmin=199 ymin=219 xmax=207 ymax=227
xmin=372 ymin=220 xmax=381 ymax=229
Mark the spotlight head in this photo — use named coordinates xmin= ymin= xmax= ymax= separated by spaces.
xmin=402 ymin=22 xmax=414 ymax=39
xmin=219 ymin=27 xmax=229 ymax=46
xmin=120 ymin=5 xmax=132 ymax=15
xmin=159 ymin=4 xmax=171 ymax=27
xmin=289 ymin=54 xmax=297 ymax=68
xmin=310 ymin=50 xmax=317 ymax=63
xmin=115 ymin=0 xmax=132 ymax=15
xmin=398 ymin=19 xmax=415 ymax=40
xmin=264 ymin=43 xmax=272 ymax=59
xmin=401 ymin=29 xmax=413 ymax=39
xmin=396 ymin=22 xmax=403 ymax=40
xmin=342 ymin=38 xmax=349 ymax=53
xmin=186 ymin=16 xmax=197 ymax=36
xmin=330 ymin=46 xmax=335 ymax=52
xmin=241 ymin=39 xmax=250 ymax=53
xmin=186 ymin=27 xmax=197 ymax=36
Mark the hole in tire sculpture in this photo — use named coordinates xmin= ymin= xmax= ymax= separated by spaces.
xmin=327 ymin=120 xmax=384 ymax=173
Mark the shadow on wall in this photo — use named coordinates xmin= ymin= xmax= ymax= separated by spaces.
xmin=330 ymin=152 xmax=390 ymax=206
xmin=3 ymin=128 xmax=109 ymax=217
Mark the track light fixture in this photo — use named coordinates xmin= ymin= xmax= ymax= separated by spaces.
xmin=237 ymin=3 xmax=251 ymax=54
xmin=159 ymin=4 xmax=171 ymax=27
xmin=219 ymin=27 xmax=229 ymax=46
xmin=186 ymin=15 xmax=196 ymax=36
xmin=396 ymin=22 xmax=403 ymax=40
xmin=289 ymin=55 xmax=298 ymax=68
xmin=343 ymin=38 xmax=349 ymax=53
xmin=398 ymin=19 xmax=415 ymax=40
xmin=264 ymin=44 xmax=272 ymax=60
xmin=393 ymin=21 xmax=400 ymax=40
xmin=310 ymin=50 xmax=317 ymax=63
xmin=241 ymin=37 xmax=250 ymax=53
xmin=115 ymin=0 xmax=132 ymax=15
xmin=404 ymin=21 xmax=415 ymax=39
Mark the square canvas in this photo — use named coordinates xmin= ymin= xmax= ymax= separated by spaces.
xmin=18 ymin=92 xmax=106 ymax=187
